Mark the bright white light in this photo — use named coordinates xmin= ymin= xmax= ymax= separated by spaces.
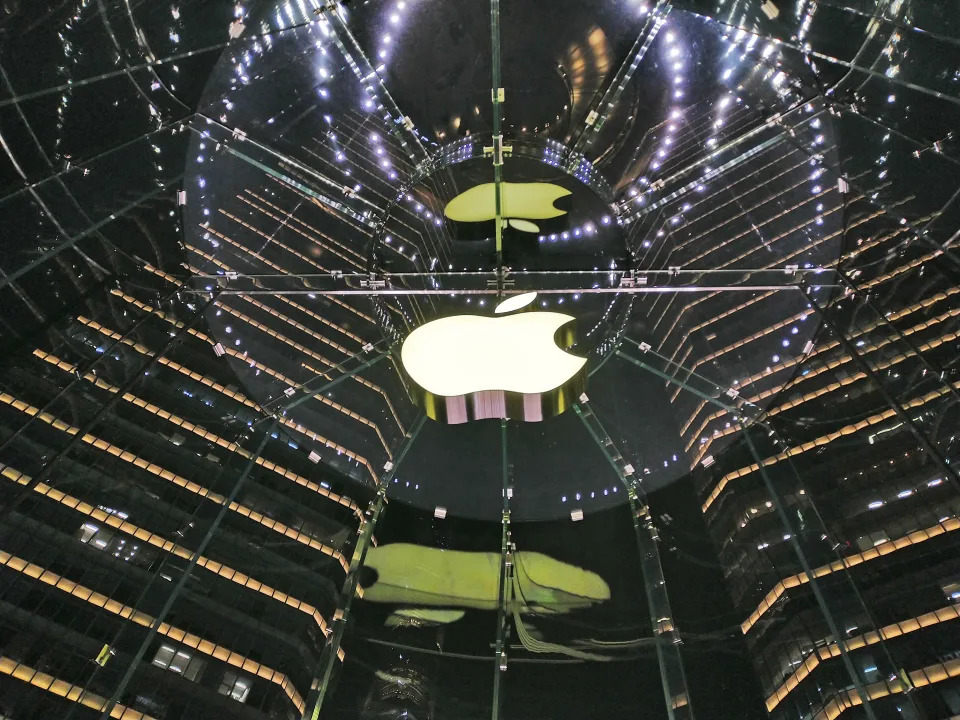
xmin=400 ymin=302 xmax=586 ymax=397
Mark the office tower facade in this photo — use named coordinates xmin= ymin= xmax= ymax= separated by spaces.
xmin=2 ymin=1 xmax=959 ymax=720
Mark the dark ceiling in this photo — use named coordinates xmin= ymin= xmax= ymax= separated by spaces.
xmin=2 ymin=0 xmax=959 ymax=521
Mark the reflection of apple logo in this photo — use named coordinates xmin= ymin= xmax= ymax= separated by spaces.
xmin=400 ymin=292 xmax=588 ymax=423
xmin=444 ymin=182 xmax=572 ymax=235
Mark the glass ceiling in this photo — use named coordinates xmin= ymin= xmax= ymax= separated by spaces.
xmin=1 ymin=0 xmax=960 ymax=719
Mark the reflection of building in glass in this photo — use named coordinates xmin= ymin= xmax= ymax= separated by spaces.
xmin=0 ymin=253 xmax=366 ymax=717
xmin=1 ymin=0 xmax=959 ymax=719
xmin=361 ymin=664 xmax=433 ymax=720
xmin=668 ymin=192 xmax=960 ymax=719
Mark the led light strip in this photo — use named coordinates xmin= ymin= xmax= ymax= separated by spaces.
xmin=813 ymin=656 xmax=960 ymax=720
xmin=150 ymin=257 xmax=404 ymax=436
xmin=0 ymin=392 xmax=351 ymax=571
xmin=0 ymin=463 xmax=330 ymax=634
xmin=0 ymin=655 xmax=154 ymax=719
xmin=681 ymin=241 xmax=946 ymax=455
xmin=654 ymin=204 xmax=893 ymax=357
xmin=740 ymin=516 xmax=960 ymax=634
xmin=767 ymin=603 xmax=960 ymax=711
xmin=99 ymin=291 xmax=380 ymax=484
xmin=703 ymin=382 xmax=960 ymax=513
xmin=690 ymin=314 xmax=960 ymax=465
xmin=240 ymin=191 xmax=366 ymax=271
xmin=30 ymin=350 xmax=352 ymax=561
xmin=683 ymin=283 xmax=960 ymax=451
xmin=0 ymin=550 xmax=306 ymax=714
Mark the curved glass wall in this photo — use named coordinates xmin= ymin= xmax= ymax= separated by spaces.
xmin=1 ymin=1 xmax=960 ymax=719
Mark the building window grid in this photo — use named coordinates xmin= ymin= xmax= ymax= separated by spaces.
xmin=219 ymin=669 xmax=252 ymax=703
xmin=152 ymin=643 xmax=206 ymax=682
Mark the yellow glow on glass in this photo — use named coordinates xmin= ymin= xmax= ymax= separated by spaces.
xmin=444 ymin=181 xmax=571 ymax=222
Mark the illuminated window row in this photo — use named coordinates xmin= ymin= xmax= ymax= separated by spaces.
xmin=0 ymin=550 xmax=306 ymax=714
xmin=682 ymin=216 xmax=912 ymax=378
xmin=267 ymin=170 xmax=430 ymax=269
xmin=0 ymin=655 xmax=154 ymax=720
xmin=680 ymin=162 xmax=835 ymax=266
xmin=0 ymin=463 xmax=331 ymax=636
xmin=669 ymin=146 xmax=817 ymax=251
xmin=682 ymin=279 xmax=958 ymax=445
xmin=740 ymin=516 xmax=960 ymax=634
xmin=74 ymin=315 xmax=262 ymax=411
xmin=218 ymin=205 xmax=334 ymax=274
xmin=703 ymin=381 xmax=959 ymax=513
xmin=690 ymin=312 xmax=960 ymax=466
xmin=77 ymin=312 xmax=371 ymax=508
xmin=242 ymin=190 xmax=367 ymax=267
xmin=111 ymin=277 xmax=405 ymax=437
xmin=656 ymin=204 xmax=889 ymax=356
xmin=214 ymin=293 xmax=399 ymax=444
xmin=170 ymin=253 xmax=404 ymax=439
xmin=678 ymin=232 xmax=941 ymax=442
xmin=228 ymin=287 xmax=357 ymax=357
xmin=767 ymin=603 xmax=960 ymax=711
xmin=683 ymin=235 xmax=938 ymax=385
xmin=264 ymin=169 xmax=373 ymax=241
xmin=100 ymin=291 xmax=381 ymax=483
xmin=240 ymin=190 xmax=366 ymax=271
xmin=662 ymin=192 xmax=841 ymax=403
xmin=655 ymin=210 xmax=845 ymax=357
xmin=647 ymin=152 xmax=852 ymax=341
xmin=688 ymin=282 xmax=960 ymax=463
xmin=813 ymin=655 xmax=960 ymax=720
xmin=195 ymin=226 xmax=375 ymax=326
xmin=202 ymin=210 xmax=414 ymax=328
xmin=0 ymin=392 xmax=353 ymax=569
xmin=33 ymin=349 xmax=363 ymax=541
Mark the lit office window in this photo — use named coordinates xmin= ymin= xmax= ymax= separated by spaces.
xmin=76 ymin=521 xmax=153 ymax=565
xmin=942 ymin=579 xmax=960 ymax=603
xmin=152 ymin=644 xmax=205 ymax=682
xmin=218 ymin=670 xmax=251 ymax=703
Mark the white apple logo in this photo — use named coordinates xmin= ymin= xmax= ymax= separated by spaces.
xmin=400 ymin=292 xmax=588 ymax=423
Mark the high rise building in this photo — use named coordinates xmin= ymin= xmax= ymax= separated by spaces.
xmin=1 ymin=1 xmax=958 ymax=720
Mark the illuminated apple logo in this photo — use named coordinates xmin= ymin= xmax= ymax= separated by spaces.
xmin=400 ymin=292 xmax=587 ymax=423
xmin=444 ymin=181 xmax=572 ymax=235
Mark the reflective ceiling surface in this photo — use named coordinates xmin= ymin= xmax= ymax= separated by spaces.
xmin=2 ymin=0 xmax=960 ymax=521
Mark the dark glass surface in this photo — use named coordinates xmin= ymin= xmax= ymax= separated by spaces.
xmin=2 ymin=1 xmax=960 ymax=719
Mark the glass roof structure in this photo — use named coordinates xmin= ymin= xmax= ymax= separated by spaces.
xmin=1 ymin=1 xmax=960 ymax=719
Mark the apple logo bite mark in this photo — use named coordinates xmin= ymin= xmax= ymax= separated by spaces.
xmin=400 ymin=292 xmax=588 ymax=424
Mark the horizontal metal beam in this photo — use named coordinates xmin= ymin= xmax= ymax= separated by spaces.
xmin=190 ymin=267 xmax=834 ymax=281
xmin=181 ymin=284 xmax=836 ymax=297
